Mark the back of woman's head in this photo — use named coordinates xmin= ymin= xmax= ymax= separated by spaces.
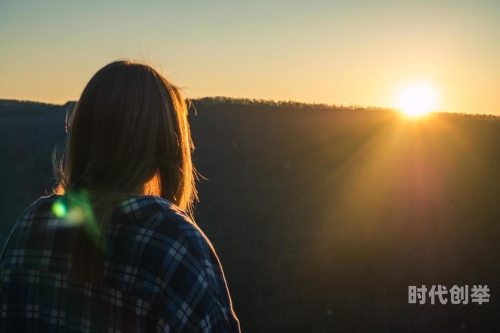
xmin=53 ymin=60 xmax=198 ymax=281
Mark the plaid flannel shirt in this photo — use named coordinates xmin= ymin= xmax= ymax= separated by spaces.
xmin=0 ymin=194 xmax=240 ymax=332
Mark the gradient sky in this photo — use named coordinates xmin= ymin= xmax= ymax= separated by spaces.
xmin=1 ymin=0 xmax=499 ymax=114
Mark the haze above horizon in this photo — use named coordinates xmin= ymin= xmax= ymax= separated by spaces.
xmin=1 ymin=1 xmax=499 ymax=115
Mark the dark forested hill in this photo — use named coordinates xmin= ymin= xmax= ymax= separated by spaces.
xmin=2 ymin=98 xmax=500 ymax=332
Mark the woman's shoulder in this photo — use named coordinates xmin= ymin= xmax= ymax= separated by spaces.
xmin=111 ymin=195 xmax=209 ymax=248
xmin=14 ymin=194 xmax=60 ymax=224
xmin=112 ymin=195 xmax=195 ymax=229
xmin=109 ymin=196 xmax=220 ymax=289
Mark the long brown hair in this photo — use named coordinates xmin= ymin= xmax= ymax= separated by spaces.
xmin=53 ymin=60 xmax=199 ymax=282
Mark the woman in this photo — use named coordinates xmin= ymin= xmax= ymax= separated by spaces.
xmin=0 ymin=60 xmax=240 ymax=332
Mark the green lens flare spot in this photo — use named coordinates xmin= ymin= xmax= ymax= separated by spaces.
xmin=66 ymin=207 xmax=85 ymax=225
xmin=52 ymin=201 xmax=67 ymax=217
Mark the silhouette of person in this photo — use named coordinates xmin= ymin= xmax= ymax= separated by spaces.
xmin=0 ymin=60 xmax=240 ymax=332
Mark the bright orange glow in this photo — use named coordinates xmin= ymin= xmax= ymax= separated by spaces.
xmin=396 ymin=83 xmax=440 ymax=117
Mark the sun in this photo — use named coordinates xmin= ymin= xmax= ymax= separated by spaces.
xmin=396 ymin=83 xmax=439 ymax=117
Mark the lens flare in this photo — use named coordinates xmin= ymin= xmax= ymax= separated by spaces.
xmin=52 ymin=201 xmax=67 ymax=217
xmin=52 ymin=189 xmax=107 ymax=253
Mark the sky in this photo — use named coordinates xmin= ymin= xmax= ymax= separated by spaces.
xmin=1 ymin=0 xmax=499 ymax=114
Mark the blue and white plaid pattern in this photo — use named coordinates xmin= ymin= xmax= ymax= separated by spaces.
xmin=0 ymin=194 xmax=240 ymax=332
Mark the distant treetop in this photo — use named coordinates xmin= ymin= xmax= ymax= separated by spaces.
xmin=0 ymin=99 xmax=60 ymax=108
xmin=0 ymin=97 xmax=499 ymax=120
xmin=190 ymin=96 xmax=393 ymax=112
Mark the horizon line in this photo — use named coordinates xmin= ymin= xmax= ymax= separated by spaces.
xmin=0 ymin=96 xmax=497 ymax=117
